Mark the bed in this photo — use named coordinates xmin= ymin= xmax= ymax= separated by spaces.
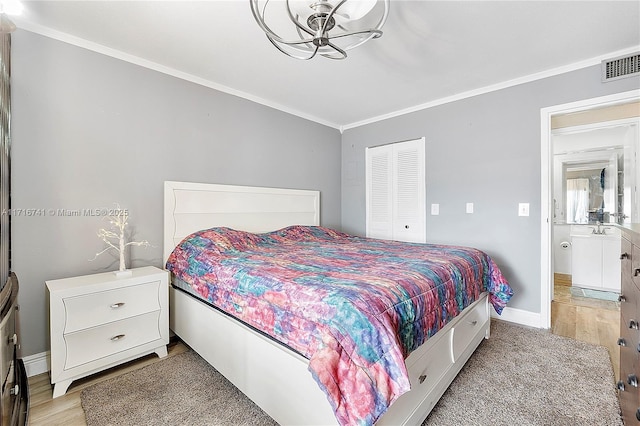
xmin=163 ymin=181 xmax=512 ymax=425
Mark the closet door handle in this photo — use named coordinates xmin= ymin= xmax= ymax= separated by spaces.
xmin=110 ymin=302 xmax=125 ymax=309
xmin=110 ymin=334 xmax=125 ymax=341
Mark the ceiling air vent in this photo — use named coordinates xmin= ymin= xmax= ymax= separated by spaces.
xmin=602 ymin=53 xmax=640 ymax=82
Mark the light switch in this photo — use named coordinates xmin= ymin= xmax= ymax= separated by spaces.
xmin=431 ymin=203 xmax=439 ymax=215
xmin=518 ymin=203 xmax=530 ymax=216
xmin=466 ymin=203 xmax=474 ymax=214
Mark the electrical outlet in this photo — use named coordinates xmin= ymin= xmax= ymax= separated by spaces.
xmin=431 ymin=203 xmax=439 ymax=215
xmin=518 ymin=203 xmax=530 ymax=216
xmin=466 ymin=202 xmax=473 ymax=214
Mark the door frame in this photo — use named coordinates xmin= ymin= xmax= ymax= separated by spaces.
xmin=540 ymin=89 xmax=640 ymax=329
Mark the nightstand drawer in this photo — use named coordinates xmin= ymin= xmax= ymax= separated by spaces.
xmin=64 ymin=311 xmax=162 ymax=370
xmin=64 ymin=281 xmax=161 ymax=333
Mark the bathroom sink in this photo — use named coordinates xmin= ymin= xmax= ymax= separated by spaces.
xmin=569 ymin=224 xmax=620 ymax=238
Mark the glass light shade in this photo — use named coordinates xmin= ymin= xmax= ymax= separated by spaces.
xmin=289 ymin=0 xmax=376 ymax=21
xmin=333 ymin=0 xmax=377 ymax=20
xmin=0 ymin=0 xmax=23 ymax=16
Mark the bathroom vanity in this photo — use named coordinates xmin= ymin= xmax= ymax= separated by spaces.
xmin=570 ymin=224 xmax=621 ymax=292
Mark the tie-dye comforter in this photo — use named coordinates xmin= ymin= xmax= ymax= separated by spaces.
xmin=166 ymin=226 xmax=513 ymax=426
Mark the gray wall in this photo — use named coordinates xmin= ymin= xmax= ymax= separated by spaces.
xmin=342 ymin=65 xmax=640 ymax=314
xmin=10 ymin=27 xmax=640 ymax=357
xmin=11 ymin=30 xmax=342 ymax=357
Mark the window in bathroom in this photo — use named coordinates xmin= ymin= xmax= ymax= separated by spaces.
xmin=566 ymin=178 xmax=590 ymax=223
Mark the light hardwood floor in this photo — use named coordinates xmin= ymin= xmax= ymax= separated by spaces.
xmin=551 ymin=273 xmax=621 ymax=382
xmin=27 ymin=279 xmax=622 ymax=425
xmin=27 ymin=340 xmax=189 ymax=426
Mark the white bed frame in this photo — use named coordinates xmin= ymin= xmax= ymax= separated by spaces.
xmin=163 ymin=181 xmax=491 ymax=425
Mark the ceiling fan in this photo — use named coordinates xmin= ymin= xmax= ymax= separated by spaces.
xmin=251 ymin=0 xmax=390 ymax=60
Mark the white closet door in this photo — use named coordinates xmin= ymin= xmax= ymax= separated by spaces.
xmin=393 ymin=139 xmax=425 ymax=243
xmin=366 ymin=138 xmax=425 ymax=243
xmin=366 ymin=145 xmax=393 ymax=240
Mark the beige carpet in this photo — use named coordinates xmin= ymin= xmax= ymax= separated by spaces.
xmin=81 ymin=321 xmax=622 ymax=426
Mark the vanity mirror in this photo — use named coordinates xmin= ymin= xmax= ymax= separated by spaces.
xmin=561 ymin=154 xmax=619 ymax=224
xmin=553 ymin=123 xmax=637 ymax=225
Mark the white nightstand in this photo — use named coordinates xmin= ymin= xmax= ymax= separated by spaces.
xmin=46 ymin=266 xmax=169 ymax=398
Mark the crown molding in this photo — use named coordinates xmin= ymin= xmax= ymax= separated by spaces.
xmin=341 ymin=45 xmax=640 ymax=131
xmin=15 ymin=17 xmax=638 ymax=133
xmin=14 ymin=19 xmax=342 ymax=131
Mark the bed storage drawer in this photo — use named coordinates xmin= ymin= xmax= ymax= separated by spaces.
xmin=387 ymin=328 xmax=455 ymax=419
xmin=380 ymin=295 xmax=490 ymax=425
xmin=452 ymin=299 xmax=489 ymax=362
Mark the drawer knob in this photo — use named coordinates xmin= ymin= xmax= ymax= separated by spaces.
xmin=110 ymin=334 xmax=125 ymax=341
xmin=110 ymin=302 xmax=125 ymax=309
xmin=620 ymin=252 xmax=630 ymax=260
xmin=630 ymin=320 xmax=639 ymax=330
xmin=469 ymin=320 xmax=478 ymax=326
xmin=634 ymin=268 xmax=640 ymax=277
xmin=7 ymin=333 xmax=17 ymax=346
xmin=617 ymin=380 xmax=626 ymax=391
xmin=618 ymin=294 xmax=626 ymax=303
xmin=628 ymin=375 xmax=639 ymax=388
xmin=636 ymin=408 xmax=640 ymax=421
xmin=637 ymin=343 xmax=640 ymax=353
xmin=617 ymin=338 xmax=627 ymax=347
xmin=9 ymin=385 xmax=18 ymax=396
xmin=418 ymin=374 xmax=427 ymax=384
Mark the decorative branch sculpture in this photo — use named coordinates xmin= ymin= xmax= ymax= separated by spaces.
xmin=90 ymin=206 xmax=150 ymax=272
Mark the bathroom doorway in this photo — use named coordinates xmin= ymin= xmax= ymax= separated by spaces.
xmin=552 ymin=120 xmax=636 ymax=291
xmin=541 ymin=91 xmax=639 ymax=380
xmin=541 ymin=91 xmax=639 ymax=327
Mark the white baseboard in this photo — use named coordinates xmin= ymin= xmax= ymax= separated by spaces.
xmin=491 ymin=306 xmax=544 ymax=329
xmin=22 ymin=350 xmax=50 ymax=378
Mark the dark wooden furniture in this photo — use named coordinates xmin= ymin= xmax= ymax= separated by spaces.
xmin=619 ymin=227 xmax=640 ymax=424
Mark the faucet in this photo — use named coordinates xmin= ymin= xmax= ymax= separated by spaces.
xmin=591 ymin=221 xmax=611 ymax=235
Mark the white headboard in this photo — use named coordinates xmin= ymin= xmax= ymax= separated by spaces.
xmin=163 ymin=181 xmax=320 ymax=263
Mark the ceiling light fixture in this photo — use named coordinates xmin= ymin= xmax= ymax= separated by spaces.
xmin=0 ymin=0 xmax=23 ymax=33
xmin=250 ymin=0 xmax=390 ymax=60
